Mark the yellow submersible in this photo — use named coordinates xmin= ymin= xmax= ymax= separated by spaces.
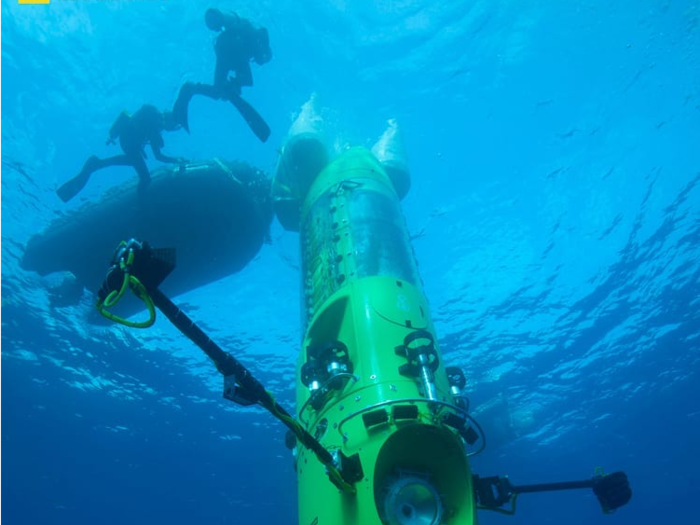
xmin=273 ymin=100 xmax=480 ymax=525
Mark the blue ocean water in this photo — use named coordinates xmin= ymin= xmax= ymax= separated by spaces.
xmin=2 ymin=0 xmax=699 ymax=524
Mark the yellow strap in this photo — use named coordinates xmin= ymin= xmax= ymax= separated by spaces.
xmin=213 ymin=158 xmax=242 ymax=185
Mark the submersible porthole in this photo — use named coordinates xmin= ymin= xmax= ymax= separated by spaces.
xmin=381 ymin=474 xmax=444 ymax=525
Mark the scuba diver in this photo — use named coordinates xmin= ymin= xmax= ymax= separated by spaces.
xmin=57 ymin=104 xmax=185 ymax=203
xmin=172 ymin=8 xmax=272 ymax=143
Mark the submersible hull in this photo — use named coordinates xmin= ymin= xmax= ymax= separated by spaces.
xmin=272 ymin=112 xmax=477 ymax=525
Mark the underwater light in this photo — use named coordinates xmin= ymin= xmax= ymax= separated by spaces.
xmin=381 ymin=473 xmax=444 ymax=525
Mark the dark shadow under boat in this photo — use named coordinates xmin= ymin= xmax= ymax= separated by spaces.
xmin=22 ymin=159 xmax=273 ymax=317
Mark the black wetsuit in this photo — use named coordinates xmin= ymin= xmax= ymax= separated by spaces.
xmin=109 ymin=104 xmax=166 ymax=184
xmin=172 ymin=12 xmax=272 ymax=142
xmin=57 ymin=104 xmax=178 ymax=203
xmin=213 ymin=14 xmax=261 ymax=91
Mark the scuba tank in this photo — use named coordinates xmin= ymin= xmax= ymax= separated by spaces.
xmin=108 ymin=110 xmax=131 ymax=144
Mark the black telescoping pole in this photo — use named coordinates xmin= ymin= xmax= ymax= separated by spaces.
xmin=148 ymin=287 xmax=340 ymax=471
xmin=150 ymin=288 xmax=268 ymax=402
xmin=512 ymin=479 xmax=595 ymax=494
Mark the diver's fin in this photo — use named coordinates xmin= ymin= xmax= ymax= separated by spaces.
xmin=56 ymin=161 xmax=95 ymax=203
xmin=228 ymin=93 xmax=271 ymax=143
xmin=173 ymin=84 xmax=194 ymax=133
